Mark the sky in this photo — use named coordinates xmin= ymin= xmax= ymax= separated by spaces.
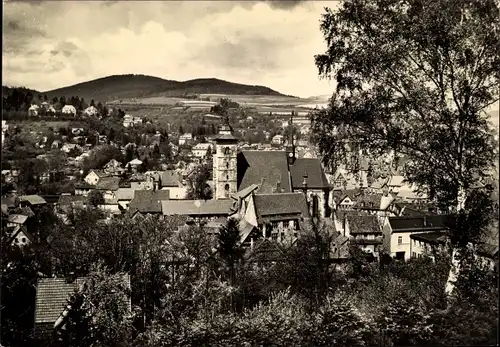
xmin=2 ymin=0 xmax=340 ymax=98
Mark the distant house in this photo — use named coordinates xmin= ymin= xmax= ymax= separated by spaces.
xmin=7 ymin=214 xmax=29 ymax=228
xmin=179 ymin=133 xmax=193 ymax=146
xmin=160 ymin=170 xmax=187 ymax=199
xmin=128 ymin=190 xmax=170 ymax=217
xmin=115 ymin=188 xmax=135 ymax=210
xmin=129 ymin=174 xmax=155 ymax=191
xmin=104 ymin=159 xmax=123 ymax=174
xmin=51 ymin=140 xmax=62 ymax=149
xmin=74 ymin=182 xmax=94 ymax=196
xmin=84 ymin=170 xmax=109 ymax=186
xmin=83 ymin=106 xmax=99 ymax=116
xmin=127 ymin=159 xmax=143 ymax=173
xmin=62 ymin=143 xmax=80 ymax=153
xmin=388 ymin=175 xmax=405 ymax=193
xmin=34 ymin=275 xmax=131 ymax=341
xmin=382 ymin=215 xmax=452 ymax=260
xmin=271 ymin=134 xmax=284 ymax=145
xmin=7 ymin=225 xmax=34 ymax=247
xmin=192 ymin=143 xmax=212 ymax=159
xmin=18 ymin=195 xmax=47 ymax=208
xmin=71 ymin=127 xmax=84 ymax=135
xmin=2 ymin=120 xmax=8 ymax=144
xmin=28 ymin=104 xmax=39 ymax=116
xmin=344 ymin=214 xmax=383 ymax=257
xmin=61 ymin=105 xmax=77 ymax=116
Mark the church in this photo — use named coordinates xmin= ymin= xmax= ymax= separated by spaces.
xmin=212 ymin=123 xmax=332 ymax=246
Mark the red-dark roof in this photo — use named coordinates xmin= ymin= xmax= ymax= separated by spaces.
xmin=129 ymin=190 xmax=170 ymax=213
xmin=347 ymin=215 xmax=381 ymax=234
xmin=237 ymin=151 xmax=292 ymax=194
xmin=290 ymin=158 xmax=329 ymax=189
xmin=389 ymin=215 xmax=452 ymax=232
xmin=253 ymin=193 xmax=310 ymax=222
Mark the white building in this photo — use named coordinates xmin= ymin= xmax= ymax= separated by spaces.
xmin=28 ymin=104 xmax=39 ymax=116
xmin=192 ymin=143 xmax=212 ymax=159
xmin=2 ymin=120 xmax=8 ymax=145
xmin=62 ymin=105 xmax=77 ymax=116
xmin=83 ymin=106 xmax=99 ymax=116
xmin=179 ymin=133 xmax=193 ymax=146
xmin=272 ymin=134 xmax=284 ymax=145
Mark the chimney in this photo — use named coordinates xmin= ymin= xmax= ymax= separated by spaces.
xmin=302 ymin=171 xmax=308 ymax=189
xmin=66 ymin=272 xmax=76 ymax=284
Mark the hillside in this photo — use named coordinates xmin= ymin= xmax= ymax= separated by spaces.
xmin=41 ymin=74 xmax=288 ymax=103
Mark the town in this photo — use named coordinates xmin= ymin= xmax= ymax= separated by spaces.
xmin=2 ymin=0 xmax=499 ymax=346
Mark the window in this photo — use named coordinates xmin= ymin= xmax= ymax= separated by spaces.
xmin=224 ymin=147 xmax=230 ymax=155
xmin=412 ymin=252 xmax=416 ymax=258
xmin=226 ymin=162 xmax=229 ymax=169
xmin=398 ymin=236 xmax=403 ymax=245
xmin=226 ymin=174 xmax=229 ymax=180
xmin=22 ymin=237 xmax=26 ymax=243
xmin=312 ymin=195 xmax=319 ymax=218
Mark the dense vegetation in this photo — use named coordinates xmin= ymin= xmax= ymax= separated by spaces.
xmin=1 ymin=208 xmax=497 ymax=347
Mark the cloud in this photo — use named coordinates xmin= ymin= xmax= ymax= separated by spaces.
xmin=2 ymin=1 xmax=339 ymax=97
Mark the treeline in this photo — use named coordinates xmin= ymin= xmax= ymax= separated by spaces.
xmin=1 ymin=208 xmax=497 ymax=347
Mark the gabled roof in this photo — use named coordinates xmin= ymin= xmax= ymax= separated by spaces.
xmin=161 ymin=199 xmax=232 ymax=216
xmin=129 ymin=190 xmax=170 ymax=214
xmin=370 ymin=177 xmax=389 ymax=189
xmin=347 ymin=215 xmax=381 ymax=234
xmin=88 ymin=169 xmax=109 ymax=178
xmin=388 ymin=175 xmax=405 ymax=187
xmin=410 ymin=231 xmax=449 ymax=245
xmin=253 ymin=193 xmax=310 ymax=222
xmin=389 ymin=215 xmax=452 ymax=232
xmin=115 ymin=188 xmax=135 ymax=201
xmin=290 ymin=158 xmax=329 ymax=189
xmin=19 ymin=195 xmax=47 ymax=205
xmin=161 ymin=170 xmax=181 ymax=187
xmin=237 ymin=151 xmax=292 ymax=194
xmin=7 ymin=214 xmax=28 ymax=224
xmin=35 ymin=278 xmax=87 ymax=324
xmin=95 ymin=177 xmax=121 ymax=191
xmin=58 ymin=195 xmax=87 ymax=206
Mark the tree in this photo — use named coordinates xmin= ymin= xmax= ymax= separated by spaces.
xmin=179 ymin=125 xmax=185 ymax=135
xmin=311 ymin=0 xmax=499 ymax=297
xmin=90 ymin=99 xmax=95 ymax=107
xmin=186 ymin=164 xmax=213 ymax=200
xmin=88 ymin=190 xmax=104 ymax=207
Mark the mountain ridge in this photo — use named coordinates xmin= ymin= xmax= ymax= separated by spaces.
xmin=24 ymin=74 xmax=292 ymax=102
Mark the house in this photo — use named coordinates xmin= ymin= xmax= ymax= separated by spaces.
xmin=127 ymin=159 xmax=143 ymax=173
xmin=7 ymin=225 xmax=34 ymax=247
xmin=179 ymin=133 xmax=193 ymax=145
xmin=271 ymin=134 xmax=284 ymax=145
xmin=2 ymin=120 xmax=8 ymax=144
xmin=61 ymin=143 xmax=80 ymax=154
xmin=382 ymin=215 xmax=452 ymax=260
xmin=61 ymin=105 xmax=77 ymax=116
xmin=28 ymin=104 xmax=39 ymax=116
xmin=104 ymin=159 xmax=123 ymax=174
xmin=396 ymin=184 xmax=429 ymax=204
xmin=130 ymin=174 xmax=155 ymax=191
xmin=128 ymin=190 xmax=171 ymax=216
xmin=368 ymin=176 xmax=389 ymax=193
xmin=18 ymin=195 xmax=47 ymax=207
xmin=95 ymin=177 xmax=121 ymax=199
xmin=83 ymin=105 xmax=99 ymax=116
xmin=115 ymin=188 xmax=135 ymax=210
xmin=344 ymin=214 xmax=383 ymax=257
xmin=332 ymin=189 xmax=360 ymax=211
xmin=74 ymin=182 xmax=94 ymax=196
xmin=7 ymin=214 xmax=29 ymax=228
xmin=192 ymin=143 xmax=213 ymax=159
xmin=161 ymin=199 xmax=233 ymax=221
xmin=84 ymin=170 xmax=109 ymax=185
xmin=409 ymin=231 xmax=449 ymax=260
xmin=34 ymin=275 xmax=131 ymax=341
xmin=57 ymin=195 xmax=87 ymax=216
xmin=160 ymin=170 xmax=187 ymax=199
xmin=51 ymin=140 xmax=62 ymax=149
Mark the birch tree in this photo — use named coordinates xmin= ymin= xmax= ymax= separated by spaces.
xmin=311 ymin=0 xmax=499 ymax=296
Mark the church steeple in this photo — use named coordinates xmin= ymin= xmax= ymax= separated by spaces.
xmin=213 ymin=119 xmax=238 ymax=200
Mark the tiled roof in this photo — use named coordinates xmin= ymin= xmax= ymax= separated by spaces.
xmin=161 ymin=170 xmax=181 ymax=187
xmin=232 ymin=184 xmax=259 ymax=200
xmin=290 ymin=158 xmax=329 ymax=189
xmin=129 ymin=190 xmax=170 ymax=213
xmin=115 ymin=188 xmax=135 ymax=201
xmin=389 ymin=215 xmax=452 ymax=231
xmin=89 ymin=169 xmax=109 ymax=178
xmin=7 ymin=214 xmax=28 ymax=224
xmin=370 ymin=177 xmax=389 ymax=189
xmin=410 ymin=231 xmax=449 ymax=244
xmin=19 ymin=195 xmax=47 ymax=205
xmin=253 ymin=193 xmax=310 ymax=221
xmin=96 ymin=177 xmax=121 ymax=191
xmin=237 ymin=151 xmax=292 ymax=194
xmin=353 ymin=193 xmax=382 ymax=209
xmin=35 ymin=278 xmax=87 ymax=323
xmin=161 ymin=199 xmax=232 ymax=216
xmin=388 ymin=175 xmax=405 ymax=187
xmin=347 ymin=215 xmax=381 ymax=234
xmin=58 ymin=195 xmax=87 ymax=206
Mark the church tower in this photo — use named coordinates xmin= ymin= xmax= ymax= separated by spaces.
xmin=213 ymin=122 xmax=238 ymax=199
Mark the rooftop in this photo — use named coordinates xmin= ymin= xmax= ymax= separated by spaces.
xmin=162 ymin=199 xmax=232 ymax=216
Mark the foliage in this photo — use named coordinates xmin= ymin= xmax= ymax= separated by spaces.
xmin=88 ymin=190 xmax=105 ymax=207
xmin=312 ymin=0 xmax=499 ymax=211
xmin=185 ymin=164 xmax=213 ymax=200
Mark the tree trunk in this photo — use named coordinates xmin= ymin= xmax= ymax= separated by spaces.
xmin=444 ymin=186 xmax=467 ymax=298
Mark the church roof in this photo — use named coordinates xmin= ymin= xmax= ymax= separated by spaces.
xmin=237 ymin=151 xmax=292 ymax=194
xmin=290 ymin=158 xmax=329 ymax=189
